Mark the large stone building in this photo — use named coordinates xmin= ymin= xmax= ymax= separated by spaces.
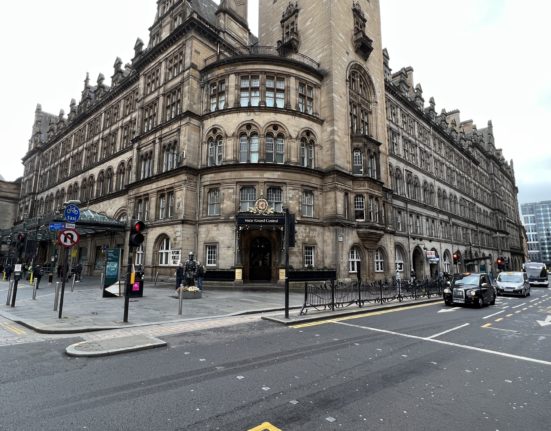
xmin=14 ymin=0 xmax=524 ymax=281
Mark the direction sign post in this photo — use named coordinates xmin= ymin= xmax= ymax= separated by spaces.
xmin=56 ymin=228 xmax=80 ymax=319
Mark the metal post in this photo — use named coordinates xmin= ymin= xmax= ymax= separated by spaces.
xmin=71 ymin=273 xmax=76 ymax=292
xmin=10 ymin=278 xmax=19 ymax=307
xmin=330 ymin=279 xmax=335 ymax=311
xmin=32 ymin=279 xmax=38 ymax=300
xmin=284 ymin=208 xmax=290 ymax=319
xmin=53 ymin=282 xmax=60 ymax=311
xmin=5 ymin=280 xmax=13 ymax=305
xmin=123 ymin=250 xmax=133 ymax=323
xmin=154 ymin=271 xmax=159 ymax=287
xmin=58 ymin=248 xmax=69 ymax=319
xmin=178 ymin=287 xmax=183 ymax=315
xmin=100 ymin=271 xmax=105 ymax=290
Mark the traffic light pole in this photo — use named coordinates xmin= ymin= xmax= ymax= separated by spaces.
xmin=58 ymin=247 xmax=69 ymax=319
xmin=123 ymin=249 xmax=133 ymax=323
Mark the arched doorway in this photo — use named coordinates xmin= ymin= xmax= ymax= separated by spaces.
xmin=428 ymin=248 xmax=439 ymax=279
xmin=249 ymin=237 xmax=272 ymax=281
xmin=412 ymin=246 xmax=425 ymax=280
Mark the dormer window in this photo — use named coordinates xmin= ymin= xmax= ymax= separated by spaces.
xmin=278 ymin=2 xmax=300 ymax=55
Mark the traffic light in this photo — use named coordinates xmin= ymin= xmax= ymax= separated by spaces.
xmin=129 ymin=220 xmax=145 ymax=248
xmin=496 ymin=257 xmax=505 ymax=269
xmin=453 ymin=253 xmax=459 ymax=264
xmin=17 ymin=233 xmax=25 ymax=243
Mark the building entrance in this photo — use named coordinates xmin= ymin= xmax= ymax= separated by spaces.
xmin=249 ymin=237 xmax=272 ymax=281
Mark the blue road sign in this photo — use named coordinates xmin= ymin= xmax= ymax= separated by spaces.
xmin=49 ymin=222 xmax=64 ymax=232
xmin=64 ymin=204 xmax=80 ymax=223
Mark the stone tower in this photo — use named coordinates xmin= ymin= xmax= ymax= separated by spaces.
xmin=259 ymin=0 xmax=389 ymax=188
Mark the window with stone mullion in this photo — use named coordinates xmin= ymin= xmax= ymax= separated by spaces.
xmin=240 ymin=75 xmax=260 ymax=107
xmin=267 ymin=187 xmax=282 ymax=212
xmin=239 ymin=186 xmax=256 ymax=212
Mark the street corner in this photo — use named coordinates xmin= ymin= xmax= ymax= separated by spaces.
xmin=65 ymin=334 xmax=167 ymax=357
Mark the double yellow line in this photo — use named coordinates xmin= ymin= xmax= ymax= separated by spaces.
xmin=0 ymin=322 xmax=26 ymax=335
xmin=291 ymin=302 xmax=437 ymax=328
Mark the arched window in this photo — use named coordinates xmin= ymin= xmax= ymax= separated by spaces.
xmin=348 ymin=66 xmax=373 ymax=136
xmin=126 ymin=159 xmax=132 ymax=186
xmin=96 ymin=171 xmax=105 ymax=198
xmin=406 ymin=173 xmax=413 ymax=199
xmin=367 ymin=152 xmax=377 ymax=179
xmin=116 ymin=162 xmax=126 ymax=191
xmin=265 ymin=133 xmax=284 ymax=163
xmin=299 ymin=132 xmax=315 ymax=168
xmin=239 ymin=126 xmax=259 ymax=163
xmin=81 ymin=180 xmax=87 ymax=202
xmin=374 ymin=248 xmax=385 ymax=273
xmin=158 ymin=237 xmax=171 ymax=266
xmin=207 ymin=135 xmax=223 ymax=167
xmin=395 ymin=247 xmax=404 ymax=272
xmin=395 ymin=169 xmax=404 ymax=195
xmin=349 ymin=247 xmax=361 ymax=273
xmin=106 ymin=168 xmax=114 ymax=194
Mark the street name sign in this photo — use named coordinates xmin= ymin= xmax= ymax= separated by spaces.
xmin=49 ymin=222 xmax=64 ymax=231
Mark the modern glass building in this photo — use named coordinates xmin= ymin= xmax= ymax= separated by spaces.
xmin=521 ymin=201 xmax=551 ymax=264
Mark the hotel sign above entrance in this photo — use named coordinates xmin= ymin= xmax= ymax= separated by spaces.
xmin=236 ymin=214 xmax=285 ymax=226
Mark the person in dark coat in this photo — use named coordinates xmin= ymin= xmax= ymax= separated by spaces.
xmin=5 ymin=264 xmax=13 ymax=281
xmin=196 ymin=262 xmax=205 ymax=290
xmin=175 ymin=262 xmax=184 ymax=290
xmin=34 ymin=264 xmax=43 ymax=289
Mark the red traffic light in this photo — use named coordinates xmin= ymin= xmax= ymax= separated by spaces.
xmin=129 ymin=220 xmax=146 ymax=248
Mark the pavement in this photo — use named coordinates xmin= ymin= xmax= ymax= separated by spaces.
xmin=0 ymin=275 xmax=440 ymax=357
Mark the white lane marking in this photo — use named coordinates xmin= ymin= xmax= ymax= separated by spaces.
xmin=483 ymin=310 xmax=506 ymax=319
xmin=437 ymin=307 xmax=461 ymax=313
xmin=530 ymin=298 xmax=539 ymax=303
xmin=426 ymin=323 xmax=470 ymax=339
xmin=332 ymin=321 xmax=551 ymax=366
xmin=511 ymin=303 xmax=526 ymax=309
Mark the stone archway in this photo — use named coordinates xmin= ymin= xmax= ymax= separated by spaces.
xmin=412 ymin=246 xmax=425 ymax=280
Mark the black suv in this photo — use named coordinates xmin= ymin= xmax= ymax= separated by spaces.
xmin=443 ymin=273 xmax=496 ymax=307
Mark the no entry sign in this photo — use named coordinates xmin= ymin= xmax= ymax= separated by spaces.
xmin=58 ymin=228 xmax=80 ymax=248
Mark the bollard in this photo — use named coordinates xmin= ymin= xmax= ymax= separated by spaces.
xmin=32 ymin=280 xmax=38 ymax=300
xmin=178 ymin=285 xmax=184 ymax=315
xmin=71 ymin=273 xmax=76 ymax=292
xmin=154 ymin=271 xmax=159 ymax=287
xmin=29 ymin=272 xmax=34 ymax=285
xmin=100 ymin=272 xmax=105 ymax=290
xmin=5 ymin=280 xmax=13 ymax=305
xmin=48 ymin=273 xmax=53 ymax=284
xmin=53 ymin=282 xmax=60 ymax=311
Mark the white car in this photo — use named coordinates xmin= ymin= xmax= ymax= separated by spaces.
xmin=496 ymin=272 xmax=531 ymax=297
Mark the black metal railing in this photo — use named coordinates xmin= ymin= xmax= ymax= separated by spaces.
xmin=300 ymin=279 xmax=445 ymax=315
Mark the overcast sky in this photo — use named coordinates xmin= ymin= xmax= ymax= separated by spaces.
xmin=0 ymin=0 xmax=549 ymax=206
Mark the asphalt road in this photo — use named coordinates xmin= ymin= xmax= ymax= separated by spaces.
xmin=1 ymin=289 xmax=550 ymax=430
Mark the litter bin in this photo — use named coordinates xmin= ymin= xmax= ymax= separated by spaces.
xmin=48 ymin=273 xmax=53 ymax=283
xmin=129 ymin=272 xmax=144 ymax=298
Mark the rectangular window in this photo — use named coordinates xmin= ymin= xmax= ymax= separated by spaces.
xmin=298 ymin=82 xmax=314 ymax=114
xmin=145 ymin=67 xmax=161 ymax=95
xmin=208 ymin=188 xmax=220 ymax=216
xmin=267 ymin=187 xmax=283 ymax=212
xmin=143 ymin=102 xmax=158 ymax=132
xmin=210 ymin=79 xmax=226 ymax=111
xmin=304 ymin=245 xmax=315 ymax=267
xmin=354 ymin=195 xmax=365 ymax=221
xmin=158 ymin=193 xmax=166 ymax=220
xmin=266 ymin=76 xmax=285 ymax=108
xmin=167 ymin=191 xmax=175 ymax=218
xmin=165 ymin=88 xmax=181 ymax=121
xmin=302 ymin=190 xmax=314 ymax=218
xmin=240 ymin=75 xmax=260 ymax=107
xmin=239 ymin=186 xmax=256 ymax=212
xmin=206 ymin=244 xmax=217 ymax=267
xmin=166 ymin=50 xmax=184 ymax=81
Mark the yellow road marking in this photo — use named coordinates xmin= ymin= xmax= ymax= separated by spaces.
xmin=482 ymin=323 xmax=492 ymax=328
xmin=291 ymin=302 xmax=438 ymax=328
xmin=1 ymin=323 xmax=26 ymax=335
xmin=248 ymin=422 xmax=282 ymax=431
xmin=506 ymin=314 xmax=513 ymax=317
xmin=495 ymin=318 xmax=503 ymax=322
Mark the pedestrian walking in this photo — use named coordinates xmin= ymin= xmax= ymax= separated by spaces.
xmin=175 ymin=262 xmax=184 ymax=290
xmin=196 ymin=262 xmax=205 ymax=290
xmin=75 ymin=263 xmax=83 ymax=281
xmin=34 ymin=264 xmax=43 ymax=289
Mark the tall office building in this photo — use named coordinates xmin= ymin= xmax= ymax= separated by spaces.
xmin=5 ymin=0 xmax=524 ymax=281
xmin=521 ymin=201 xmax=551 ymax=264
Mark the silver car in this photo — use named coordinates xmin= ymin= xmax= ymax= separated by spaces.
xmin=496 ymin=272 xmax=531 ymax=297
